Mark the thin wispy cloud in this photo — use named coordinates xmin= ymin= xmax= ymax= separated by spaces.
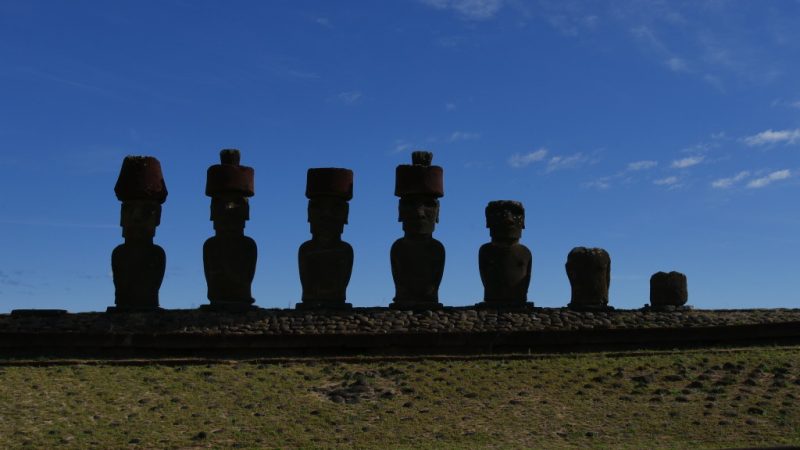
xmin=743 ymin=129 xmax=800 ymax=146
xmin=392 ymin=140 xmax=413 ymax=154
xmin=666 ymin=57 xmax=688 ymax=72
xmin=419 ymin=0 xmax=504 ymax=20
xmin=447 ymin=131 xmax=480 ymax=142
xmin=547 ymin=153 xmax=587 ymax=172
xmin=627 ymin=160 xmax=658 ymax=171
xmin=314 ymin=17 xmax=332 ymax=28
xmin=584 ymin=178 xmax=611 ymax=190
xmin=445 ymin=102 xmax=457 ymax=111
xmin=508 ymin=148 xmax=547 ymax=168
xmin=671 ymin=155 xmax=704 ymax=169
xmin=654 ymin=176 xmax=679 ymax=186
xmin=711 ymin=171 xmax=750 ymax=189
xmin=746 ymin=170 xmax=791 ymax=189
xmin=337 ymin=90 xmax=362 ymax=104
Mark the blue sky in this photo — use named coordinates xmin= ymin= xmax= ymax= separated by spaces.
xmin=1 ymin=0 xmax=799 ymax=312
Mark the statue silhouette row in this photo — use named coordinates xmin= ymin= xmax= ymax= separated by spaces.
xmin=110 ymin=151 xmax=689 ymax=313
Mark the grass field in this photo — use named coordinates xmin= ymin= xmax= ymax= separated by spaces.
xmin=1 ymin=346 xmax=799 ymax=448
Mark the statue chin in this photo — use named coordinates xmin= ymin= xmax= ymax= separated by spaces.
xmin=402 ymin=220 xmax=436 ymax=235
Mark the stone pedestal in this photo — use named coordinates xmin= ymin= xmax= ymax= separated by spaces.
xmin=109 ymin=156 xmax=167 ymax=312
xmin=202 ymin=149 xmax=258 ymax=312
xmin=646 ymin=271 xmax=690 ymax=311
xmin=565 ymin=247 xmax=613 ymax=311
xmin=297 ymin=168 xmax=354 ymax=310
xmin=390 ymin=152 xmax=445 ymax=310
xmin=476 ymin=200 xmax=533 ymax=310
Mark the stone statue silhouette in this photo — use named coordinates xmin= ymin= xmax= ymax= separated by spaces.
xmin=110 ymin=156 xmax=167 ymax=312
xmin=477 ymin=200 xmax=533 ymax=309
xmin=649 ymin=271 xmax=690 ymax=311
xmin=202 ymin=149 xmax=257 ymax=311
xmin=297 ymin=168 xmax=354 ymax=310
xmin=390 ymin=151 xmax=445 ymax=310
xmin=566 ymin=247 xmax=613 ymax=311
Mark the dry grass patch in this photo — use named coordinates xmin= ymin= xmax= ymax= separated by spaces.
xmin=1 ymin=347 xmax=799 ymax=448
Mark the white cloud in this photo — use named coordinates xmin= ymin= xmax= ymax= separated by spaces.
xmin=392 ymin=140 xmax=412 ymax=154
xmin=508 ymin=148 xmax=547 ymax=168
xmin=792 ymin=101 xmax=800 ymax=109
xmin=654 ymin=176 xmax=678 ymax=186
xmin=419 ymin=0 xmax=503 ymax=20
xmin=447 ymin=131 xmax=480 ymax=142
xmin=711 ymin=171 xmax=750 ymax=189
xmin=746 ymin=170 xmax=791 ymax=189
xmin=314 ymin=17 xmax=332 ymax=28
xmin=584 ymin=179 xmax=611 ymax=190
xmin=666 ymin=57 xmax=688 ymax=72
xmin=627 ymin=160 xmax=658 ymax=171
xmin=445 ymin=102 xmax=457 ymax=111
xmin=671 ymin=155 xmax=704 ymax=168
xmin=547 ymin=153 xmax=587 ymax=172
xmin=337 ymin=91 xmax=362 ymax=104
xmin=743 ymin=129 xmax=800 ymax=146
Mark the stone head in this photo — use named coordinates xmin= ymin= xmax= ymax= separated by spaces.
xmin=394 ymin=152 xmax=443 ymax=235
xmin=120 ymin=200 xmax=161 ymax=239
xmin=305 ymin=167 xmax=353 ymax=239
xmin=308 ymin=196 xmax=349 ymax=238
xmin=486 ymin=200 xmax=525 ymax=241
xmin=115 ymin=155 xmax=167 ymax=240
xmin=398 ymin=194 xmax=439 ymax=234
xmin=210 ymin=196 xmax=249 ymax=231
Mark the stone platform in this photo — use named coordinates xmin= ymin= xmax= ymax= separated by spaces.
xmin=1 ymin=307 xmax=799 ymax=358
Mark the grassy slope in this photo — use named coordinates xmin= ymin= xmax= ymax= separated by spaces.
xmin=1 ymin=347 xmax=799 ymax=449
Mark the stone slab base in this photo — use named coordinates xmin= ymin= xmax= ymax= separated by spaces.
xmin=642 ymin=304 xmax=694 ymax=312
xmin=389 ymin=301 xmax=444 ymax=311
xmin=199 ymin=302 xmax=258 ymax=313
xmin=474 ymin=302 xmax=535 ymax=312
xmin=295 ymin=301 xmax=353 ymax=311
xmin=106 ymin=306 xmax=163 ymax=313
xmin=566 ymin=303 xmax=615 ymax=312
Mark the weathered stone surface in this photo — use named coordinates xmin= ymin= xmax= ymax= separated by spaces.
xmin=477 ymin=200 xmax=532 ymax=310
xmin=3 ymin=307 xmax=800 ymax=336
xmin=649 ymin=271 xmax=689 ymax=309
xmin=110 ymin=156 xmax=167 ymax=312
xmin=202 ymin=150 xmax=257 ymax=311
xmin=566 ymin=247 xmax=612 ymax=311
xmin=297 ymin=168 xmax=354 ymax=310
xmin=390 ymin=152 xmax=445 ymax=310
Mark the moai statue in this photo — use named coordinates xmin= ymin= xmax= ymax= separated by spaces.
xmin=202 ymin=149 xmax=257 ymax=311
xmin=390 ymin=151 xmax=445 ymax=310
xmin=296 ymin=168 xmax=354 ymax=310
xmin=110 ymin=156 xmax=168 ymax=312
xmin=648 ymin=271 xmax=690 ymax=311
xmin=565 ymin=247 xmax=613 ymax=311
xmin=477 ymin=201 xmax=533 ymax=310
